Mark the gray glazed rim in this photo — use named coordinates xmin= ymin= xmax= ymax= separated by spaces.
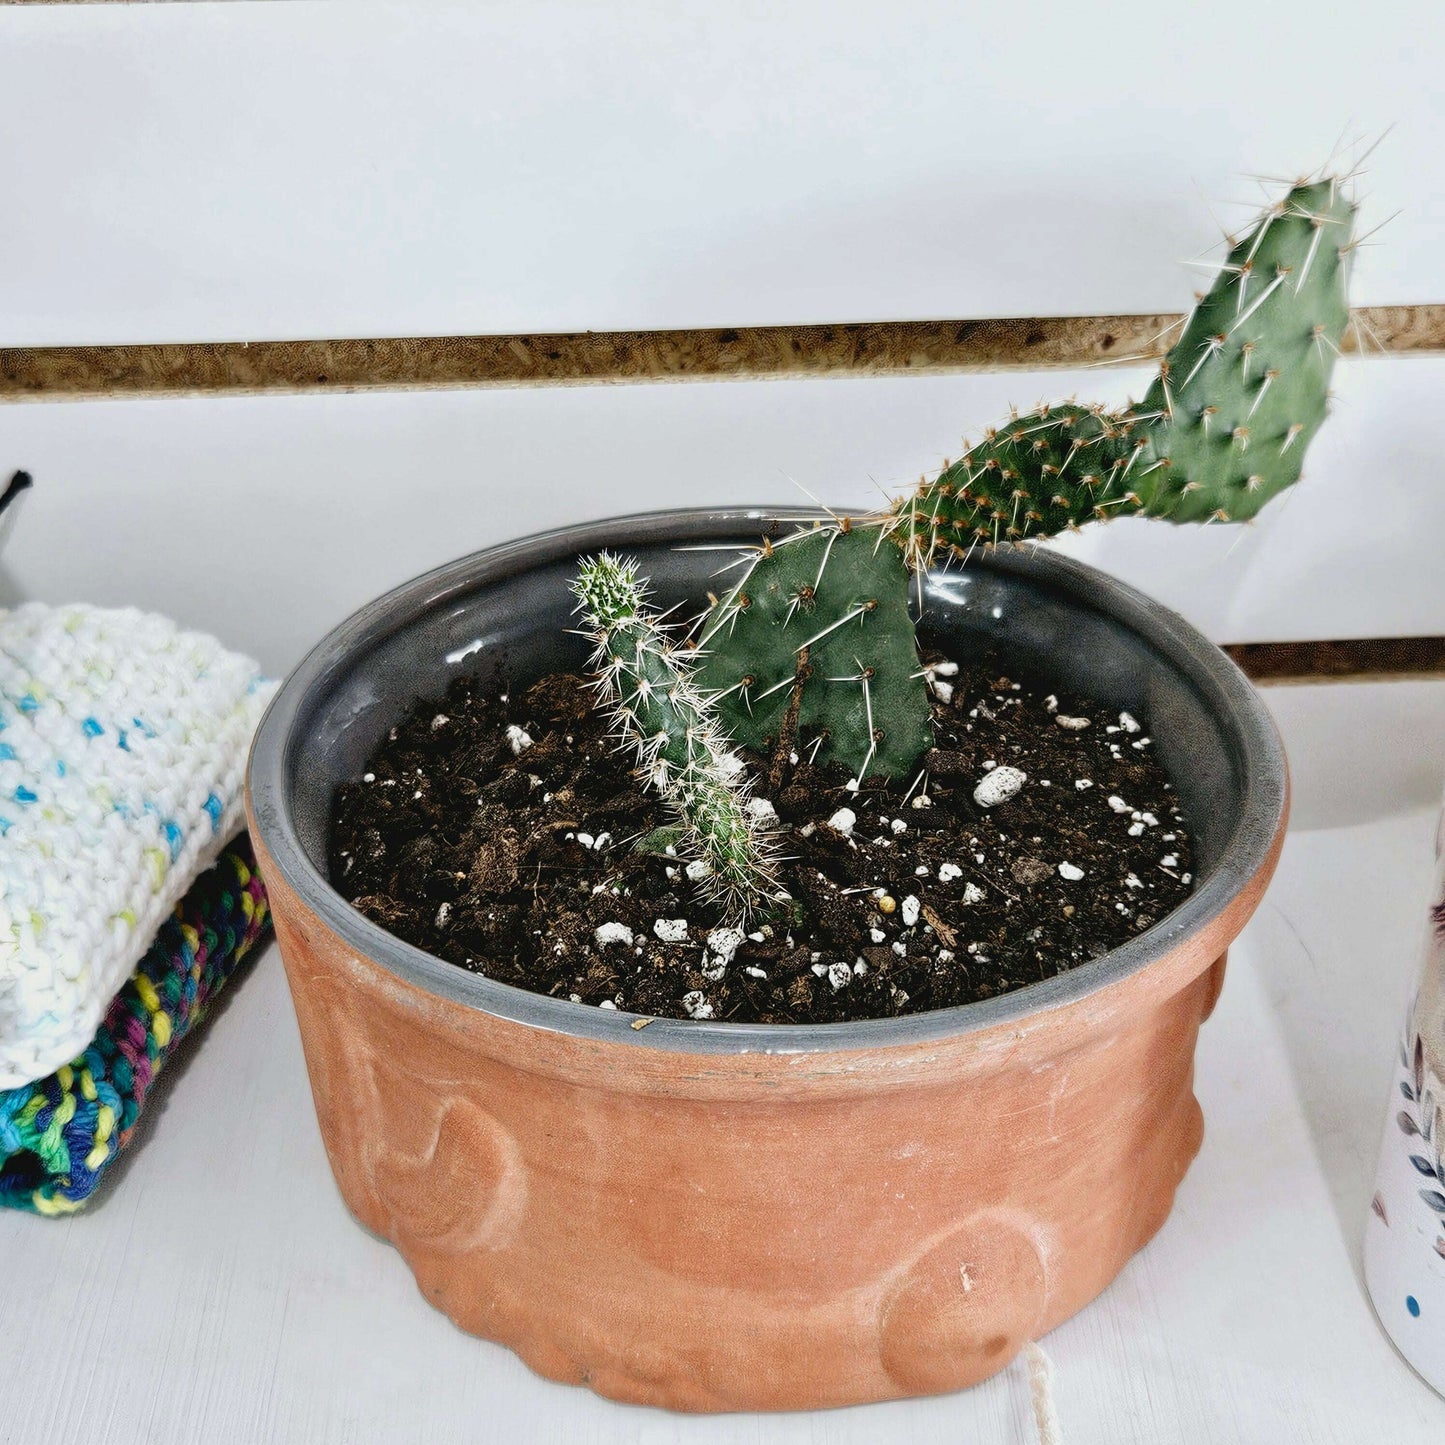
xmin=247 ymin=505 xmax=1287 ymax=1057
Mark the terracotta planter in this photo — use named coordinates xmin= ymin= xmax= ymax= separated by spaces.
xmin=247 ymin=507 xmax=1287 ymax=1412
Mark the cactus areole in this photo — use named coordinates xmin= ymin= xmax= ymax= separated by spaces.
xmin=694 ymin=176 xmax=1354 ymax=788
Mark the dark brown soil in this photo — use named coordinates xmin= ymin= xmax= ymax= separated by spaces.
xmin=328 ymin=655 xmax=1194 ymax=1024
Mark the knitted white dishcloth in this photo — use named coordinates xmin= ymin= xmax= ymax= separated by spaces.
xmin=0 ymin=604 xmax=275 ymax=1088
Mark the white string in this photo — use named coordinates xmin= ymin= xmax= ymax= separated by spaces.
xmin=1025 ymin=1341 xmax=1064 ymax=1445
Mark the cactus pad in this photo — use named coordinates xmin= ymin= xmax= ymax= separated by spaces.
xmin=694 ymin=523 xmax=932 ymax=780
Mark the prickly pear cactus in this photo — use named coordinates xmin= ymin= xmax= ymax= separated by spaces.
xmin=893 ymin=177 xmax=1355 ymax=556
xmin=693 ymin=522 xmax=932 ymax=780
xmin=572 ymin=553 xmax=777 ymax=919
xmin=695 ymin=172 xmax=1356 ymax=780
xmin=1133 ymin=177 xmax=1354 ymax=523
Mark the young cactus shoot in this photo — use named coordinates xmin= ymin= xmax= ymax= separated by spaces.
xmin=571 ymin=553 xmax=779 ymax=921
xmin=698 ymin=172 xmax=1357 ymax=779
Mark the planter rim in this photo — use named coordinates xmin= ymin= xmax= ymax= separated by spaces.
xmin=247 ymin=505 xmax=1286 ymax=1056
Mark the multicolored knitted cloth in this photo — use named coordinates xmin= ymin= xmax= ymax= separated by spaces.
xmin=0 ymin=839 xmax=270 ymax=1214
xmin=0 ymin=603 xmax=273 ymax=1086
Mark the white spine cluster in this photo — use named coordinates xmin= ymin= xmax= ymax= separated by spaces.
xmin=571 ymin=554 xmax=778 ymax=922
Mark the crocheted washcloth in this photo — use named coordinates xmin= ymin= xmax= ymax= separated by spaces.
xmin=0 ymin=840 xmax=269 ymax=1213
xmin=0 ymin=604 xmax=274 ymax=1088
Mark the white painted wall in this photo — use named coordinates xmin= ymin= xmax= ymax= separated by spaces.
xmin=0 ymin=1 xmax=1439 ymax=666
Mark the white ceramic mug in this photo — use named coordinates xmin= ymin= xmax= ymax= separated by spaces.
xmin=1365 ymin=790 xmax=1445 ymax=1392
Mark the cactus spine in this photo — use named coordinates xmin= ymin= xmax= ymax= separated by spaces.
xmin=698 ymin=173 xmax=1356 ymax=779
xmin=572 ymin=553 xmax=778 ymax=920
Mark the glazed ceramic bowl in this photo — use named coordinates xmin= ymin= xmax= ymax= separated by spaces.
xmin=246 ymin=507 xmax=1287 ymax=1412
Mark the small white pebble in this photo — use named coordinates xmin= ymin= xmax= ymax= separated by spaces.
xmin=1044 ymin=694 xmax=1059 ymax=712
xmin=431 ymin=713 xmax=450 ymax=732
xmin=799 ymin=821 xmax=816 ymax=838
xmin=1075 ymin=779 xmax=1093 ymax=791
xmin=827 ymin=962 xmax=852 ymax=991
xmin=974 ymin=852 xmax=985 ymax=864
xmin=746 ymin=797 xmax=779 ymax=827
xmin=506 ymin=723 xmax=534 ymax=755
xmin=654 ymin=918 xmax=689 ymax=943
xmin=932 ymin=660 xmax=960 ymax=677
xmin=568 ymin=993 xmax=582 ymax=1004
xmin=591 ymin=832 xmax=612 ymax=850
xmin=1161 ymin=853 xmax=1179 ymax=869
xmin=748 ymin=931 xmax=764 ymax=943
xmin=1108 ymin=795 xmax=1131 ymax=813
xmin=681 ymin=991 xmax=715 ymax=1020
xmin=901 ymin=895 xmax=921 ymax=927
xmin=915 ymin=865 xmax=930 ymax=876
xmin=892 ymin=941 xmax=907 ymax=957
xmin=1058 ymin=861 xmax=1085 ymax=881
xmin=1181 ymin=872 xmax=1193 ymax=885
xmin=811 ymin=963 xmax=828 ymax=976
xmin=827 ymin=807 xmax=857 ymax=837
xmin=854 ymin=959 xmax=868 ymax=975
xmin=1125 ymin=873 xmax=1144 ymax=890
xmin=911 ymin=794 xmax=932 ymax=810
xmin=890 ymin=818 xmax=908 ymax=835
xmin=870 ymin=928 xmax=887 ymax=944
xmin=789 ymin=750 xmax=799 ymax=765
xmin=1119 ymin=711 xmax=1141 ymax=733
xmin=664 ymin=866 xmax=678 ymax=881
xmin=1140 ymin=812 xmax=1159 ymax=827
xmin=1128 ymin=822 xmax=1145 ymax=836
xmin=1055 ymin=715 xmax=1091 ymax=731
xmin=594 ymin=922 xmax=634 ymax=949
xmin=931 ymin=679 xmax=955 ymax=704
xmin=575 ymin=831 xmax=595 ymax=849
xmin=744 ymin=966 xmax=768 ymax=980
xmin=685 ymin=859 xmax=711 ymax=882
xmin=962 ymin=882 xmax=985 ymax=905
xmin=706 ymin=926 xmax=745 ymax=966
xmin=938 ymin=862 xmax=963 ymax=883
xmin=434 ymin=902 xmax=451 ymax=928
xmin=599 ymin=999 xmax=618 ymax=1010
xmin=362 ymin=772 xmax=376 ymax=783
xmin=715 ymin=752 xmax=746 ymax=779
xmin=845 ymin=778 xmax=860 ymax=793
xmin=973 ymin=766 xmax=1027 ymax=809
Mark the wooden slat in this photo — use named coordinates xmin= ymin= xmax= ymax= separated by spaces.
xmin=1 ymin=304 xmax=1440 ymax=403
xmin=1227 ymin=636 xmax=1445 ymax=685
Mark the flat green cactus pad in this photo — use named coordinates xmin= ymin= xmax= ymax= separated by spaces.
xmin=694 ymin=523 xmax=931 ymax=781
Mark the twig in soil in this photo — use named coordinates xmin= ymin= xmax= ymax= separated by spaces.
xmin=767 ymin=647 xmax=809 ymax=793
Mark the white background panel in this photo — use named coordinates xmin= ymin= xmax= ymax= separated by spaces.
xmin=1 ymin=353 xmax=1440 ymax=674
xmin=0 ymin=0 xmax=1435 ymax=344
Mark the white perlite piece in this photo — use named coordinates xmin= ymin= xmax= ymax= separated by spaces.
xmin=706 ymin=925 xmax=745 ymax=967
xmin=890 ymin=817 xmax=907 ymax=835
xmin=938 ymin=862 xmax=963 ymax=883
xmin=1075 ymin=779 xmax=1094 ymax=791
xmin=430 ymin=713 xmax=450 ymax=732
xmin=827 ymin=807 xmax=857 ymax=837
xmin=1054 ymin=715 xmax=1091 ymax=731
xmin=901 ymin=895 xmax=921 ymax=927
xmin=870 ymin=928 xmax=887 ymax=944
xmin=505 ymin=723 xmax=534 ymax=755
xmin=973 ymin=766 xmax=1027 ymax=809
xmin=745 ymin=797 xmax=779 ymax=827
xmin=1107 ymin=795 xmax=1131 ymax=813
xmin=594 ymin=922 xmax=634 ymax=950
xmin=681 ymin=991 xmax=715 ymax=1020
xmin=1119 ymin=711 xmax=1141 ymax=733
xmin=930 ymin=679 xmax=954 ymax=704
xmin=684 ymin=859 xmax=711 ymax=882
xmin=826 ymin=961 xmax=853 ymax=991
xmin=1058 ymin=862 xmax=1085 ymax=881
xmin=962 ymin=882 xmax=986 ymax=905
xmin=653 ymin=918 xmax=689 ymax=943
